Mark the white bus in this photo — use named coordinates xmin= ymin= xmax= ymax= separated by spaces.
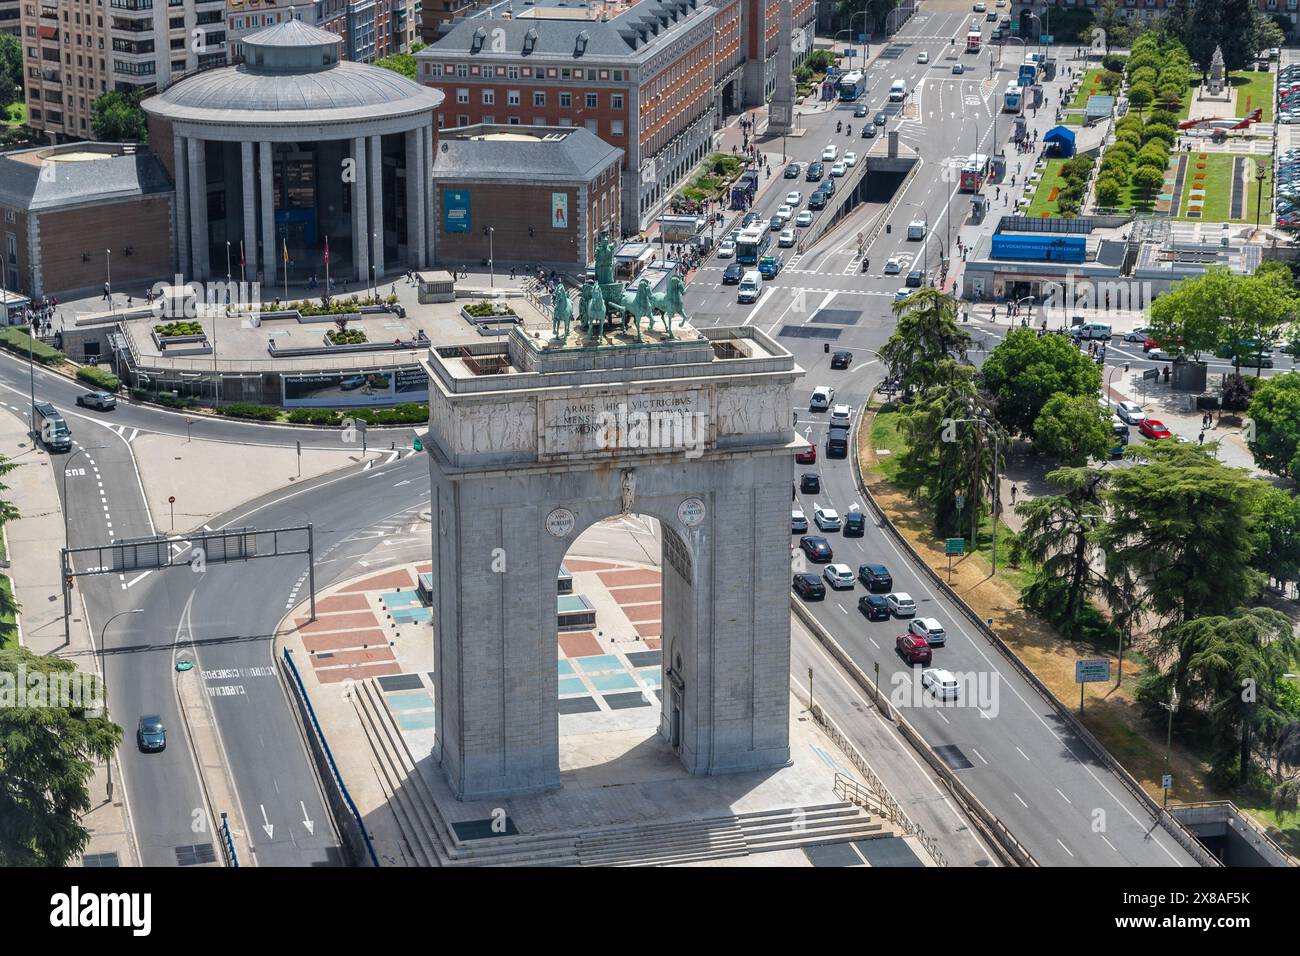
xmin=1003 ymin=84 xmax=1023 ymax=113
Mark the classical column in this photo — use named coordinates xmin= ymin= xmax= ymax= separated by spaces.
xmin=240 ymin=141 xmax=256 ymax=288
xmin=424 ymin=122 xmax=435 ymax=269
xmin=187 ymin=138 xmax=208 ymax=281
xmin=259 ymin=141 xmax=275 ymax=287
xmin=369 ymin=134 xmax=384 ymax=276
xmin=352 ymin=136 xmax=369 ymax=284
xmin=174 ymin=135 xmax=189 ymax=277
xmin=404 ymin=127 xmax=427 ymax=270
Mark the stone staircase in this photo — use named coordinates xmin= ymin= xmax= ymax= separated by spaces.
xmin=352 ymin=677 xmax=892 ymax=868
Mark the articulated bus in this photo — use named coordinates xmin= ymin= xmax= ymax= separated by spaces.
xmin=1002 ymin=84 xmax=1023 ymax=113
xmin=966 ymin=30 xmax=982 ymax=53
xmin=837 ymin=70 xmax=866 ymax=101
xmin=959 ymin=153 xmax=991 ymax=192
xmin=735 ymin=224 xmax=772 ymax=265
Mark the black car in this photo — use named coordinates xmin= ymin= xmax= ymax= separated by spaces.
xmin=722 ymin=263 xmax=744 ymax=284
xmin=853 ymin=102 xmax=869 ymax=118
xmin=742 ymin=212 xmax=761 ymax=228
xmin=858 ymin=593 xmax=891 ymax=620
xmin=137 ymin=714 xmax=166 ymax=752
xmin=821 ymin=177 xmax=836 ymax=196
xmin=805 ymin=162 xmax=825 ymax=181
xmin=800 ymin=472 xmax=821 ymax=494
xmin=843 ymin=511 xmax=866 ymax=537
xmin=906 ymin=269 xmax=924 ymax=288
xmin=858 ymin=563 xmax=893 ymax=591
xmin=793 ymin=573 xmax=826 ymax=599
xmin=784 ymin=162 xmax=801 ymax=178
xmin=830 ymin=350 xmax=852 ymax=369
xmin=799 ymin=535 xmax=833 ymax=563
xmin=874 ymin=111 xmax=887 ymax=126
xmin=808 ymin=191 xmax=828 ymax=210
xmin=862 ymin=125 xmax=878 ymax=139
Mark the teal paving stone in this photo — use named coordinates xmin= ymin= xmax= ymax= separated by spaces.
xmin=575 ymin=654 xmax=622 ymax=673
xmin=396 ymin=711 xmax=437 ymax=731
xmin=387 ymin=691 xmax=435 ymax=712
xmin=557 ymin=659 xmax=575 ymax=676
xmin=635 ymin=668 xmax=662 ymax=688
xmin=558 ymin=677 xmax=587 ymax=696
xmin=590 ymin=672 xmax=638 ymax=692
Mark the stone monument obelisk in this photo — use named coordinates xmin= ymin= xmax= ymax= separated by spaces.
xmin=767 ymin=0 xmax=797 ymax=135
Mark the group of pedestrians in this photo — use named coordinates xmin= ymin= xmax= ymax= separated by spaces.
xmin=24 ymin=295 xmax=58 ymax=334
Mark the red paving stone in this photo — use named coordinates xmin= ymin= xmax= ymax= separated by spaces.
xmin=302 ymin=629 xmax=390 ymax=653
xmin=316 ymin=662 xmax=402 ymax=684
xmin=634 ymin=621 xmax=662 ymax=639
xmin=606 ymin=585 xmax=661 ymax=604
xmin=338 ymin=569 xmax=416 ymax=593
xmin=295 ymin=611 xmax=381 ymax=634
xmin=564 ymin=558 xmax=620 ymax=572
xmin=622 ymin=604 xmax=663 ymax=622
xmin=315 ymin=593 xmax=371 ymax=613
xmin=643 ymin=638 xmax=661 ymax=650
xmin=416 ymin=564 xmax=432 ymax=574
xmin=558 ymin=631 xmax=602 ymax=657
xmin=596 ymin=568 xmax=661 ymax=587
xmin=312 ymin=647 xmax=396 ymax=667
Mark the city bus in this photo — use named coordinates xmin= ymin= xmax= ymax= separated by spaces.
xmin=735 ymin=224 xmax=772 ymax=265
xmin=959 ymin=153 xmax=990 ymax=192
xmin=966 ymin=29 xmax=982 ymax=53
xmin=1002 ymin=84 xmax=1023 ymax=113
xmin=837 ymin=70 xmax=866 ymax=101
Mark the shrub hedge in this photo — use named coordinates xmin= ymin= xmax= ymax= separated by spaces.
xmin=0 ymin=326 xmax=61 ymax=364
xmin=76 ymin=366 xmax=120 ymax=391
xmin=217 ymin=402 xmax=281 ymax=421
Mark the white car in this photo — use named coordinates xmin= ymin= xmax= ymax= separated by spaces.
xmin=952 ymin=63 xmax=964 ymax=75
xmin=995 ymin=0 xmax=1006 ymax=6
xmin=922 ymin=668 xmax=960 ymax=700
xmin=917 ymin=51 xmax=929 ymax=64
xmin=795 ymin=210 xmax=813 ymax=227
xmin=887 ymin=592 xmax=916 ymax=617
xmin=776 ymin=204 xmax=794 ymax=221
xmin=894 ymin=287 xmax=914 ymax=301
xmin=1123 ymin=327 xmax=1150 ymax=342
xmin=908 ymin=617 xmax=947 ymax=647
xmin=785 ymin=191 xmax=803 ymax=207
xmin=1147 ymin=347 xmax=1177 ymax=361
xmin=884 ymin=257 xmax=902 ymax=274
xmin=830 ymin=403 xmax=852 ymax=424
xmin=823 ymin=563 xmax=855 ymax=589
xmin=814 ymin=506 xmax=842 ymax=531
xmin=791 ymin=507 xmax=808 ymax=533
xmin=973 ymin=2 xmax=985 ymax=11
xmin=810 ymin=385 xmax=835 ymax=410
xmin=718 ymin=239 xmax=736 ymax=258
xmin=1115 ymin=400 xmax=1145 ymax=425
xmin=778 ymin=228 xmax=796 ymax=248
xmin=843 ymin=151 xmax=858 ymax=167
xmin=831 ymin=161 xmax=848 ymax=177
xmin=822 ymin=144 xmax=839 ymax=162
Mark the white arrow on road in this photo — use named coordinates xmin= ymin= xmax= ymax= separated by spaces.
xmin=260 ymin=804 xmax=274 ymax=839
xmin=393 ymin=479 xmax=412 ymax=487
xmin=301 ymin=801 xmax=315 ymax=836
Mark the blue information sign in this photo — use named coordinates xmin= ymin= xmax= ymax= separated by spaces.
xmin=444 ymin=190 xmax=471 ymax=233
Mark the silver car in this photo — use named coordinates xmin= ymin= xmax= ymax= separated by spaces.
xmin=1115 ymin=401 xmax=1145 ymax=425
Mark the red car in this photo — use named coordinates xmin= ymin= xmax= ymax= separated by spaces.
xmin=1142 ymin=337 xmax=1159 ymax=352
xmin=796 ymin=443 xmax=817 ymax=465
xmin=1139 ymin=418 xmax=1173 ymax=440
xmin=896 ymin=633 xmax=932 ymax=666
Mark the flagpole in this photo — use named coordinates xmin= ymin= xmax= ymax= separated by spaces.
xmin=282 ymin=237 xmax=288 ymax=302
xmin=324 ymin=235 xmax=330 ymax=304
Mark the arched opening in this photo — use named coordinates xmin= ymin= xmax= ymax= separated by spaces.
xmin=551 ymin=511 xmax=695 ymax=785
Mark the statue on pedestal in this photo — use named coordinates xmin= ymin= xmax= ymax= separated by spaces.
xmin=551 ymin=284 xmax=573 ymax=339
xmin=1208 ymin=46 xmax=1225 ymax=96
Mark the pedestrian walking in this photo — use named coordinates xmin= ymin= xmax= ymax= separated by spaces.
xmin=102 ymin=282 xmax=110 ymax=301
xmin=1010 ymin=484 xmax=1018 ymax=505
xmin=1198 ymin=431 xmax=1205 ymax=445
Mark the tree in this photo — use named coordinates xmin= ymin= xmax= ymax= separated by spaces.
xmin=374 ymin=42 xmax=426 ymax=81
xmin=1032 ymin=393 xmax=1114 ymax=466
xmin=1131 ymin=165 xmax=1165 ymax=198
xmin=1012 ymin=466 xmax=1114 ymax=626
xmin=1139 ymin=607 xmax=1297 ymax=785
xmin=1095 ymin=177 xmax=1123 ymax=208
xmin=1215 ymin=0 xmax=1259 ymax=71
xmin=1246 ymin=372 xmax=1300 ymax=481
xmin=0 ymin=34 xmax=21 ymax=103
xmin=90 ymin=89 xmax=147 ymax=143
xmin=0 ymin=647 xmax=121 ymax=865
xmin=1221 ymin=268 xmax=1298 ymax=376
xmin=1146 ymin=267 xmax=1291 ymax=362
xmin=1186 ymin=0 xmax=1224 ymax=77
xmin=1101 ymin=442 xmax=1266 ymax=628
xmin=978 ymin=327 xmax=1102 ymax=438
xmin=1128 ymin=82 xmax=1154 ymax=112
xmin=1249 ymin=485 xmax=1300 ymax=594
xmin=1252 ymin=15 xmax=1287 ymax=57
xmin=893 ymin=371 xmax=1003 ymax=540
xmin=880 ymin=288 xmax=971 ymax=394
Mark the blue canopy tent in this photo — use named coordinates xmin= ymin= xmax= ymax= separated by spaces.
xmin=1043 ymin=125 xmax=1076 ymax=159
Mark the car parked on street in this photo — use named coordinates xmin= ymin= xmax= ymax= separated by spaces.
xmin=1139 ymin=418 xmax=1173 ymax=440
xmin=1115 ymin=400 xmax=1145 ymax=425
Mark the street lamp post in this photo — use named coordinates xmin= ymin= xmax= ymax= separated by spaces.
xmin=1106 ymin=362 xmax=1130 ymax=408
xmin=488 ymin=226 xmax=495 ymax=288
xmin=100 ymin=607 xmax=144 ymax=801
xmin=105 ymin=249 xmax=113 ymax=316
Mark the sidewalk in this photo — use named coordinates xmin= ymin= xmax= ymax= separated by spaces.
xmin=0 ymin=409 xmax=138 ymax=867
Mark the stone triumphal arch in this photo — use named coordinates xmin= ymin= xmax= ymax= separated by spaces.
xmin=421 ymin=268 xmax=801 ymax=800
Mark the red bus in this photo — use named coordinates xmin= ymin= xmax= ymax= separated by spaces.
xmin=966 ymin=30 xmax=982 ymax=53
xmin=959 ymin=153 xmax=990 ymax=192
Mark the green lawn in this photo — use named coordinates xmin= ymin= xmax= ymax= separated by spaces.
xmin=1230 ymin=71 xmax=1275 ymax=124
xmin=1024 ymin=158 xmax=1069 ymax=218
xmin=2 ymin=102 xmax=23 ymax=127
xmin=868 ymin=407 xmax=905 ymax=483
xmin=0 ymin=575 xmax=15 ymax=651
xmin=1069 ymin=70 xmax=1111 ymax=111
xmin=1177 ymin=151 xmax=1272 ymax=223
xmin=1231 ymin=797 xmax=1300 ymax=858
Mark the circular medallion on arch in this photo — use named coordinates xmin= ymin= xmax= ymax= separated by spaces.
xmin=677 ymin=497 xmax=706 ymax=527
xmin=545 ymin=508 xmax=577 ymax=538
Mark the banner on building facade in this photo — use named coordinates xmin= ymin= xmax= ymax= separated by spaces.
xmin=444 ymin=190 xmax=471 ymax=233
xmin=552 ymin=192 xmax=569 ymax=229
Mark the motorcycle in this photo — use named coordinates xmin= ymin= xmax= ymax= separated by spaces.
xmin=836 ymin=120 xmax=843 ymax=134
xmin=860 ymin=256 xmax=870 ymax=272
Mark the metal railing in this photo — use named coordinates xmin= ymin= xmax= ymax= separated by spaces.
xmin=218 ymin=811 xmax=240 ymax=867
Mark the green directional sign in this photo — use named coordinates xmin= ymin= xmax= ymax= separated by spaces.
xmin=945 ymin=538 xmax=966 ymax=556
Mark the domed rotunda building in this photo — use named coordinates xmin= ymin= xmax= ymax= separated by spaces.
xmin=143 ymin=17 xmax=443 ymax=287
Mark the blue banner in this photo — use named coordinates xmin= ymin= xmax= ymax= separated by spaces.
xmin=444 ymin=190 xmax=470 ymax=233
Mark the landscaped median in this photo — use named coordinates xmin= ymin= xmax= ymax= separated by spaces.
xmin=855 ymin=401 xmax=1225 ymax=815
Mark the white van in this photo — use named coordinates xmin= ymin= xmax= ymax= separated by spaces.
xmin=906 ymin=219 xmax=927 ymax=240
xmin=1071 ymin=322 xmax=1112 ymax=341
xmin=889 ymin=79 xmax=907 ymax=102
xmin=737 ymin=269 xmax=762 ymax=303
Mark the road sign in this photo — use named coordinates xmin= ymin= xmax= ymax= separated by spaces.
xmin=1076 ymin=659 xmax=1111 ymax=683
xmin=168 ymin=495 xmax=175 ymax=504
xmin=1162 ymin=773 xmax=1173 ymax=790
xmin=1143 ymin=368 xmax=1159 ymax=381
xmin=945 ymin=538 xmax=965 ymax=556
xmin=1040 ymin=34 xmax=1054 ymax=44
